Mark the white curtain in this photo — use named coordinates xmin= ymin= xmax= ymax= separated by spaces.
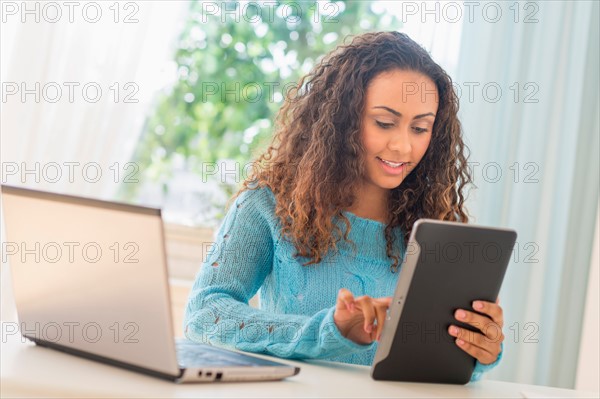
xmin=455 ymin=0 xmax=599 ymax=388
xmin=0 ymin=1 xmax=188 ymax=199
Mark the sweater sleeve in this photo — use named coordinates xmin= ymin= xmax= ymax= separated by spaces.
xmin=183 ymin=188 xmax=375 ymax=360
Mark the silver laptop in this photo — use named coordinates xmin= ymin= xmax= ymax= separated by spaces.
xmin=1 ymin=185 xmax=300 ymax=383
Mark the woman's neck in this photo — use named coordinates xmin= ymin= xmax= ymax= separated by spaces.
xmin=346 ymin=183 xmax=389 ymax=224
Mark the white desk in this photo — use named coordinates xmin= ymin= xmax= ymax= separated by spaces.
xmin=1 ymin=333 xmax=598 ymax=399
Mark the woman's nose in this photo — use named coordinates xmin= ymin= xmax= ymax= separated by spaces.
xmin=387 ymin=128 xmax=412 ymax=154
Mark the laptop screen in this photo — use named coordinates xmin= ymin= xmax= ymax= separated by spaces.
xmin=1 ymin=186 xmax=180 ymax=376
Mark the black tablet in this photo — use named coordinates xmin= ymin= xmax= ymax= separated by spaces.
xmin=371 ymin=219 xmax=517 ymax=384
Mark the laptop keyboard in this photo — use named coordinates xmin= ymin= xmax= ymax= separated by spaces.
xmin=176 ymin=340 xmax=258 ymax=368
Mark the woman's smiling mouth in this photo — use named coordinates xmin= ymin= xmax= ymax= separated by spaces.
xmin=376 ymin=157 xmax=409 ymax=174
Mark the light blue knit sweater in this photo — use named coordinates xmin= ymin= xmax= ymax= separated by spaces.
xmin=183 ymin=185 xmax=502 ymax=382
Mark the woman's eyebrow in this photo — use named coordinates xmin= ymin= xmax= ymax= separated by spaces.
xmin=372 ymin=106 xmax=435 ymax=120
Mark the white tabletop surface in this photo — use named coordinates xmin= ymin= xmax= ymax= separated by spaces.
xmin=1 ymin=330 xmax=598 ymax=399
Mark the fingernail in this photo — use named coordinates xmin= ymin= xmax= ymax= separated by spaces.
xmin=450 ymin=326 xmax=458 ymax=335
xmin=473 ymin=301 xmax=483 ymax=310
xmin=457 ymin=339 xmax=465 ymax=346
xmin=456 ymin=310 xmax=466 ymax=319
xmin=366 ymin=325 xmax=372 ymax=333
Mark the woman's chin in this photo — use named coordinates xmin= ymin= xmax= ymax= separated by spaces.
xmin=376 ymin=178 xmax=405 ymax=190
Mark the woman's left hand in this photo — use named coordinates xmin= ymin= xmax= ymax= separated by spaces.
xmin=448 ymin=297 xmax=504 ymax=365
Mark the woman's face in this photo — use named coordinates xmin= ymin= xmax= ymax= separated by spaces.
xmin=360 ymin=69 xmax=439 ymax=193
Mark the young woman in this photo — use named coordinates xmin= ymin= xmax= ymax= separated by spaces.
xmin=184 ymin=31 xmax=504 ymax=382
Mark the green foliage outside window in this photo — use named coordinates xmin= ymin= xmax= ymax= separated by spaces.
xmin=122 ymin=1 xmax=400 ymax=225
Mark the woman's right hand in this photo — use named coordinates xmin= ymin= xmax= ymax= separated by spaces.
xmin=333 ymin=288 xmax=392 ymax=345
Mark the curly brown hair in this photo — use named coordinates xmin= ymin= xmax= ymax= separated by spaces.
xmin=231 ymin=31 xmax=473 ymax=272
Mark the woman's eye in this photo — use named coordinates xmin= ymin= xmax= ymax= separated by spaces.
xmin=413 ymin=127 xmax=428 ymax=133
xmin=376 ymin=121 xmax=394 ymax=129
